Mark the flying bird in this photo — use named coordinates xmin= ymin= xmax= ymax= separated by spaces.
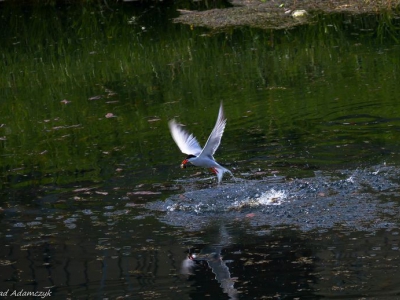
xmin=168 ymin=103 xmax=232 ymax=183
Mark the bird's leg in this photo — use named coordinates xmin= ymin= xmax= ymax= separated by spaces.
xmin=210 ymin=168 xmax=218 ymax=174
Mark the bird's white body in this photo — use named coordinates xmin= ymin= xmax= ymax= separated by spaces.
xmin=189 ymin=157 xmax=231 ymax=183
xmin=168 ymin=103 xmax=232 ymax=183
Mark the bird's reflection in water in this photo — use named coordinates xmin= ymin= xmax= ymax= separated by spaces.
xmin=181 ymin=225 xmax=238 ymax=299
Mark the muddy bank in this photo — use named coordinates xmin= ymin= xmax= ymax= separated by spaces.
xmin=174 ymin=0 xmax=400 ymax=30
xmin=147 ymin=165 xmax=400 ymax=231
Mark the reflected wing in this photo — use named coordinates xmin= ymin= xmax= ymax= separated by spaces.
xmin=168 ymin=119 xmax=203 ymax=156
xmin=198 ymin=103 xmax=226 ymax=159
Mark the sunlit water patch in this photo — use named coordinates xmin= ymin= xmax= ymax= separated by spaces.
xmin=147 ymin=164 xmax=400 ymax=231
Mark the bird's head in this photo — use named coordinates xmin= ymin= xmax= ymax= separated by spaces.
xmin=181 ymin=154 xmax=196 ymax=169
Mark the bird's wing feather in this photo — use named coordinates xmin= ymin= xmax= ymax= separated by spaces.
xmin=198 ymin=103 xmax=226 ymax=159
xmin=168 ymin=119 xmax=203 ymax=156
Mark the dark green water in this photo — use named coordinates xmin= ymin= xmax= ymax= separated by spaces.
xmin=1 ymin=2 xmax=400 ymax=299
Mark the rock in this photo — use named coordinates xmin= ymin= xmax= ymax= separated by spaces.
xmin=291 ymin=10 xmax=308 ymax=18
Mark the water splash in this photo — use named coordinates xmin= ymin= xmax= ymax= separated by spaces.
xmin=231 ymin=189 xmax=287 ymax=209
xmin=147 ymin=164 xmax=400 ymax=231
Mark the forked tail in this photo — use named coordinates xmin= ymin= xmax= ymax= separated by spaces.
xmin=214 ymin=166 xmax=235 ymax=184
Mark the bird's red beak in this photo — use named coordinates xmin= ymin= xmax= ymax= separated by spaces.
xmin=180 ymin=159 xmax=188 ymax=169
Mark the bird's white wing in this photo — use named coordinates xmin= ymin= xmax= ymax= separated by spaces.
xmin=198 ymin=103 xmax=226 ymax=159
xmin=168 ymin=119 xmax=203 ymax=156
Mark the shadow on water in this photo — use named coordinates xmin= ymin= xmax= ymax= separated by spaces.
xmin=1 ymin=1 xmax=400 ymax=299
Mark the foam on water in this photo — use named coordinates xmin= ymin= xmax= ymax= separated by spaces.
xmin=231 ymin=189 xmax=287 ymax=209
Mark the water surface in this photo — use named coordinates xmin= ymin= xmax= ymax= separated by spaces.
xmin=1 ymin=2 xmax=400 ymax=299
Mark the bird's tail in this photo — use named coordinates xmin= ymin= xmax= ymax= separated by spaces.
xmin=215 ymin=166 xmax=234 ymax=184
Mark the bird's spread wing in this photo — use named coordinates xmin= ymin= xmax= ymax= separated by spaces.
xmin=198 ymin=103 xmax=226 ymax=159
xmin=168 ymin=119 xmax=203 ymax=156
